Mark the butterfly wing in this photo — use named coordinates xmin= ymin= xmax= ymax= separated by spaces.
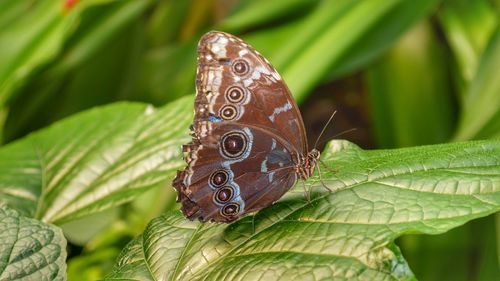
xmin=173 ymin=31 xmax=308 ymax=222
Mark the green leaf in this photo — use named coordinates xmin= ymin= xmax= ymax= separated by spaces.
xmin=0 ymin=0 xmax=78 ymax=106
xmin=365 ymin=21 xmax=454 ymax=148
xmin=106 ymin=139 xmax=500 ymax=280
xmin=453 ymin=27 xmax=500 ymax=140
xmin=327 ymin=0 xmax=440 ymax=79
xmin=224 ymin=0 xmax=439 ymax=103
xmin=105 ymin=235 xmax=153 ymax=280
xmin=219 ymin=0 xmax=317 ymax=33
xmin=0 ymin=96 xmax=192 ymax=224
xmin=146 ymin=0 xmax=191 ymax=46
xmin=0 ymin=204 xmax=67 ymax=280
xmin=280 ymin=0 xmax=437 ymax=102
xmin=399 ymin=214 xmax=499 ymax=281
xmin=438 ymin=0 xmax=497 ymax=96
xmin=3 ymin=0 xmax=157 ymax=141
xmin=135 ymin=40 xmax=198 ymax=105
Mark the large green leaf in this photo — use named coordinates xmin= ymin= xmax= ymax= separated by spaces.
xmin=0 ymin=204 xmax=67 ymax=280
xmin=106 ymin=139 xmax=500 ymax=280
xmin=0 ymin=96 xmax=192 ymax=224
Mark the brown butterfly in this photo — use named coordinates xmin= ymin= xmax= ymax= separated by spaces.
xmin=173 ymin=31 xmax=320 ymax=223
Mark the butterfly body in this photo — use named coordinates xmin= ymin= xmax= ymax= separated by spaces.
xmin=173 ymin=31 xmax=319 ymax=223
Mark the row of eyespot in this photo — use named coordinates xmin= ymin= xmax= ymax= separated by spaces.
xmin=218 ymin=59 xmax=251 ymax=120
xmin=209 ymin=169 xmax=240 ymax=216
xmin=212 ymin=59 xmax=251 ymax=217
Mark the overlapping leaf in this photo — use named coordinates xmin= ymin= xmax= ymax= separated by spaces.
xmin=106 ymin=139 xmax=500 ymax=280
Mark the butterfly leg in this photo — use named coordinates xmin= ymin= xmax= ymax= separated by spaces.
xmin=319 ymin=159 xmax=338 ymax=174
xmin=316 ymin=164 xmax=333 ymax=192
xmin=301 ymin=180 xmax=311 ymax=202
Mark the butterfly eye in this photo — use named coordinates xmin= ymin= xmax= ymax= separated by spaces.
xmin=214 ymin=186 xmax=234 ymax=204
xmin=232 ymin=59 xmax=250 ymax=75
xmin=219 ymin=105 xmax=238 ymax=120
xmin=225 ymin=86 xmax=245 ymax=103
xmin=221 ymin=203 xmax=240 ymax=217
xmin=209 ymin=170 xmax=229 ymax=187
xmin=221 ymin=132 xmax=247 ymax=158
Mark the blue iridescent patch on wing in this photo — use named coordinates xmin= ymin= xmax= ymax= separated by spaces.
xmin=209 ymin=114 xmax=223 ymax=123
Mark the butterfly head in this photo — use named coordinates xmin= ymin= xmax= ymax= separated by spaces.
xmin=296 ymin=149 xmax=320 ymax=180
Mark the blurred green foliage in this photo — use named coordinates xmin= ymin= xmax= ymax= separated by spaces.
xmin=0 ymin=0 xmax=498 ymax=280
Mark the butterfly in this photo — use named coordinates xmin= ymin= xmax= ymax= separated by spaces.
xmin=173 ymin=31 xmax=320 ymax=223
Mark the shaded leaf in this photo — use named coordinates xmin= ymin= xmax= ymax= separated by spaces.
xmin=438 ymin=0 xmax=497 ymax=97
xmin=365 ymin=21 xmax=454 ymax=148
xmin=219 ymin=0 xmax=317 ymax=33
xmin=328 ymin=0 xmax=439 ymax=79
xmin=3 ymin=0 xmax=156 ymax=141
xmin=0 ymin=0 xmax=78 ymax=106
xmin=223 ymin=0 xmax=440 ymax=103
xmin=106 ymin=139 xmax=500 ymax=280
xmin=454 ymin=27 xmax=500 ymax=140
xmin=0 ymin=204 xmax=67 ymax=280
xmin=105 ymin=235 xmax=153 ymax=280
xmin=281 ymin=0 xmax=435 ymax=102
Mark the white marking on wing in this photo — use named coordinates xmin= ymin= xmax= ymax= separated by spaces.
xmin=260 ymin=159 xmax=268 ymax=172
xmin=268 ymin=171 xmax=275 ymax=182
xmin=243 ymin=78 xmax=253 ymax=87
xmin=269 ymin=101 xmax=292 ymax=122
xmin=243 ymin=66 xmax=272 ymax=87
xmin=208 ymin=35 xmax=228 ymax=57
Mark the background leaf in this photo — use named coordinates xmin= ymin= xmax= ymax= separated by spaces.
xmin=106 ymin=139 xmax=500 ymax=280
xmin=437 ymin=0 xmax=497 ymax=97
xmin=453 ymin=27 xmax=500 ymax=140
xmin=0 ymin=0 xmax=77 ymax=106
xmin=0 ymin=204 xmax=67 ymax=280
xmin=365 ymin=21 xmax=455 ymax=147
xmin=2 ymin=0 xmax=157 ymax=142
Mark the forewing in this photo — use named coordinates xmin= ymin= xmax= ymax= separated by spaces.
xmin=194 ymin=31 xmax=308 ymax=154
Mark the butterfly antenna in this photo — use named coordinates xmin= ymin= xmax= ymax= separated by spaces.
xmin=313 ymin=110 xmax=337 ymax=150
xmin=315 ymin=127 xmax=358 ymax=149
xmin=331 ymin=127 xmax=357 ymax=139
